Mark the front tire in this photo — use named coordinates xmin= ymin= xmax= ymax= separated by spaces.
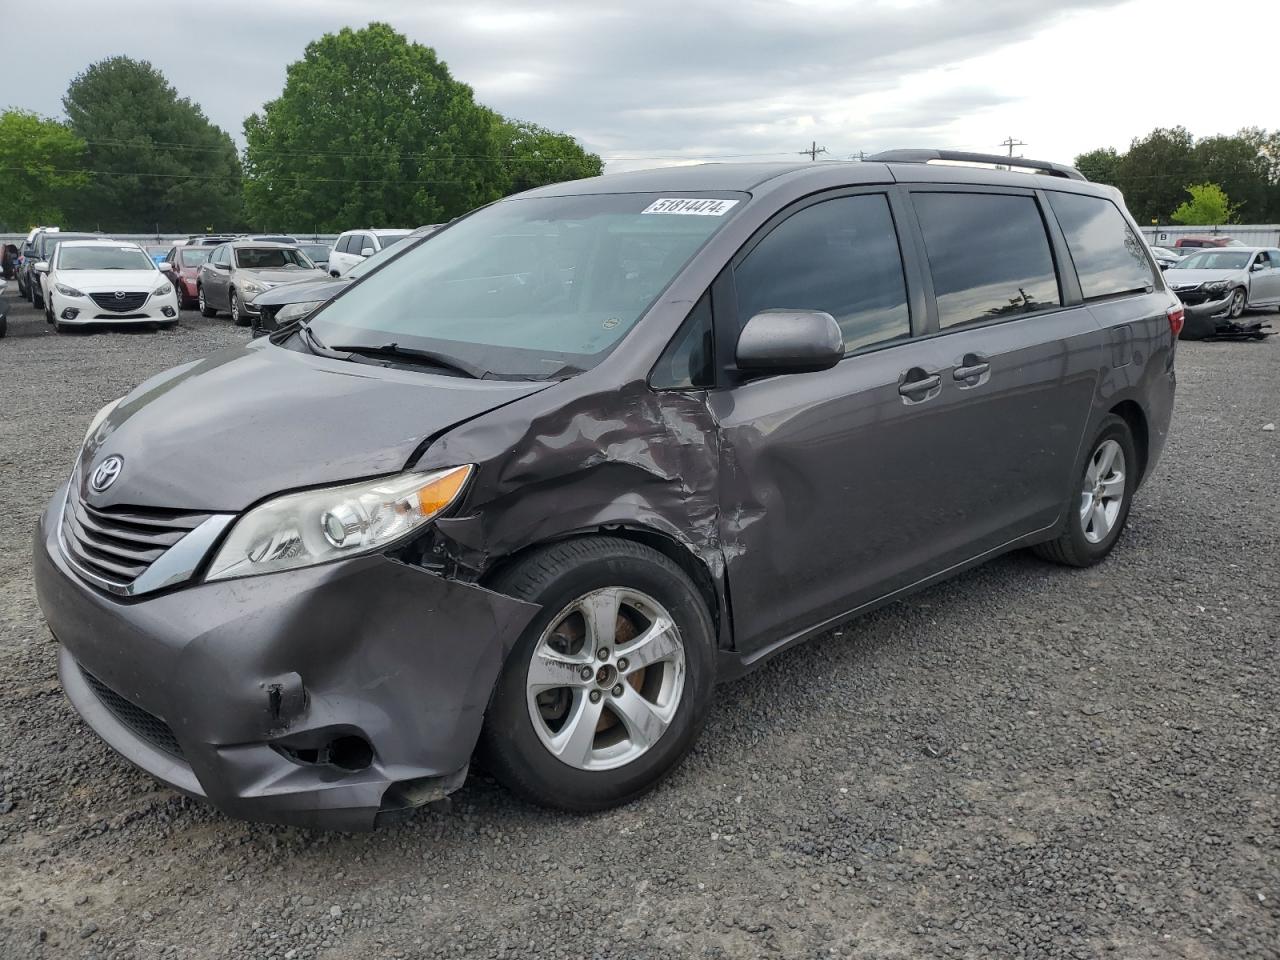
xmin=480 ymin=537 xmax=716 ymax=811
xmin=229 ymin=290 xmax=248 ymax=326
xmin=1033 ymin=414 xmax=1137 ymax=567
xmin=198 ymin=286 xmax=217 ymax=318
xmin=1227 ymin=287 xmax=1247 ymax=320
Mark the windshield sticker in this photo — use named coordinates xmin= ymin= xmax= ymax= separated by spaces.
xmin=641 ymin=198 xmax=740 ymax=216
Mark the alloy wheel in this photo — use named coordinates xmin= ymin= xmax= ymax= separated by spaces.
xmin=1079 ymin=439 xmax=1126 ymax=544
xmin=526 ymin=587 xmax=686 ymax=771
xmin=1228 ymin=289 xmax=1246 ymax=319
xmin=230 ymin=292 xmax=239 ymax=324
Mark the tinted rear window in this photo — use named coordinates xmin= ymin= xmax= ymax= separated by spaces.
xmin=912 ymin=192 xmax=1060 ymax=329
xmin=1048 ymin=193 xmax=1154 ymax=299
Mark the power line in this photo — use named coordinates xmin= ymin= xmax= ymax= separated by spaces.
xmin=0 ymin=166 xmax=465 ymax=186
xmin=70 ymin=136 xmax=808 ymax=164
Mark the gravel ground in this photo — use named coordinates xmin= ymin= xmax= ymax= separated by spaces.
xmin=0 ymin=298 xmax=1277 ymax=960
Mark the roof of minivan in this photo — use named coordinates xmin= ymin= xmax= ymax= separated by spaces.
xmin=517 ymin=160 xmax=1112 ymax=199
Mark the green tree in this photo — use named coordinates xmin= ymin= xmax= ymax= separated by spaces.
xmin=1170 ymin=183 xmax=1236 ymax=225
xmin=0 ymin=110 xmax=88 ymax=230
xmin=1193 ymin=133 xmax=1271 ymax=221
xmin=1073 ymin=147 xmax=1120 ymax=186
xmin=1114 ymin=127 xmax=1197 ymax=224
xmin=243 ymin=23 xmax=601 ymax=230
xmin=63 ymin=56 xmax=243 ymax=232
xmin=498 ymin=120 xmax=603 ymax=194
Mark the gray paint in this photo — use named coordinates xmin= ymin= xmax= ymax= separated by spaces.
xmin=35 ymin=158 xmax=1178 ymax=828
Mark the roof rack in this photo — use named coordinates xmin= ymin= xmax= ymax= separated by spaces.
xmin=866 ymin=149 xmax=1086 ymax=181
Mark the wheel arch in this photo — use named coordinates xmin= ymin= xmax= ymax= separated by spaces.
xmin=479 ymin=524 xmax=729 ymax=651
xmin=1109 ymin=399 xmax=1149 ymax=486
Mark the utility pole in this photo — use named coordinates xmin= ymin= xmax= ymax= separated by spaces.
xmin=799 ymin=140 xmax=828 ymax=161
xmin=1000 ymin=136 xmax=1026 ymax=159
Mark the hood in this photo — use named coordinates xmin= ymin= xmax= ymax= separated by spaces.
xmin=79 ymin=341 xmax=550 ymax=512
xmin=1164 ymin=268 xmax=1246 ymax=286
xmin=238 ymin=267 xmax=328 ymax=285
xmin=254 ymin=275 xmax=351 ymax=309
xmin=58 ymin=269 xmax=164 ymax=291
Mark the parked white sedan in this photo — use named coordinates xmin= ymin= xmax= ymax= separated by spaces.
xmin=38 ymin=241 xmax=180 ymax=332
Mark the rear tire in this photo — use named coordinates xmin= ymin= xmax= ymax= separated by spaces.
xmin=480 ymin=537 xmax=716 ymax=812
xmin=1032 ymin=415 xmax=1137 ymax=568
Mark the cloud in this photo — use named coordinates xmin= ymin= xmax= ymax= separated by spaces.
xmin=1 ymin=0 xmax=1128 ymax=170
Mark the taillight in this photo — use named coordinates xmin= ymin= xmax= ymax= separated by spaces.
xmin=1166 ymin=304 xmax=1185 ymax=339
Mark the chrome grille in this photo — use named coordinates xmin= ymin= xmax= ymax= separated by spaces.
xmin=90 ymin=291 xmax=149 ymax=313
xmin=60 ymin=492 xmax=211 ymax=592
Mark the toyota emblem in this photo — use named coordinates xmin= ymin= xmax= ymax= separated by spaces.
xmin=90 ymin=456 xmax=124 ymax=493
xmin=114 ymin=290 xmax=126 ymax=300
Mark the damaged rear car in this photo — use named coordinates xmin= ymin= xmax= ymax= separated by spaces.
xmin=35 ymin=153 xmax=1176 ymax=829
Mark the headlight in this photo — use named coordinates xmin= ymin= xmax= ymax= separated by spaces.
xmin=274 ymin=300 xmax=322 ymax=323
xmin=84 ymin=397 xmax=124 ymax=447
xmin=239 ymin=279 xmax=265 ymax=295
xmin=205 ymin=466 xmax=474 ymax=582
xmin=1204 ymin=280 xmax=1230 ymax=294
xmin=55 ymin=283 xmax=85 ymax=298
xmin=153 ymin=282 xmax=173 ymax=297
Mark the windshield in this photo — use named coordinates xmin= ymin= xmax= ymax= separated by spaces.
xmin=299 ymin=243 xmax=330 ymax=261
xmin=308 ymin=192 xmax=744 ymax=379
xmin=179 ymin=248 xmax=212 ymax=267
xmin=347 ymin=234 xmax=428 ymax=278
xmin=235 ymin=247 xmax=314 ymax=269
xmin=1174 ymin=251 xmax=1251 ymax=270
xmin=42 ymin=233 xmax=96 ymax=255
xmin=59 ymin=246 xmax=156 ymax=271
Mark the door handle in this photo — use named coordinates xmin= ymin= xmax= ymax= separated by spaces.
xmin=898 ymin=367 xmax=941 ymax=402
xmin=952 ymin=353 xmax=990 ymax=382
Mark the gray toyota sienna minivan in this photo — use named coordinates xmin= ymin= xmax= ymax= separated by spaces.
xmin=34 ymin=149 xmax=1180 ymax=829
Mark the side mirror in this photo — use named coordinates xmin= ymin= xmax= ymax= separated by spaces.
xmin=158 ymin=262 xmax=174 ymax=273
xmin=736 ymin=309 xmax=844 ymax=374
xmin=359 ymin=247 xmax=374 ymax=257
xmin=33 ymin=261 xmax=49 ymax=274
xmin=1251 ymin=261 xmax=1265 ymax=272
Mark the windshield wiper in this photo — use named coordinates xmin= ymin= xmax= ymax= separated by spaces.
xmin=298 ymin=322 xmax=349 ymax=359
xmin=328 ymin=342 xmax=486 ymax=379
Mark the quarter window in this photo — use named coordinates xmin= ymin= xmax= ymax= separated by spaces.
xmin=1047 ymin=192 xmax=1154 ymax=299
xmin=652 ymin=292 xmax=714 ymax=389
xmin=733 ymin=194 xmax=910 ymax=352
xmin=912 ymin=192 xmax=1061 ymax=329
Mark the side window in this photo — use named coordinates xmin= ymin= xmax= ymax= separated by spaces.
xmin=913 ymin=192 xmax=1060 ymax=328
xmin=651 ymin=291 xmax=714 ymax=390
xmin=335 ymin=235 xmax=351 ymax=254
xmin=733 ymin=194 xmax=910 ymax=352
xmin=357 ymin=234 xmax=374 ymax=253
xmin=1047 ymin=192 xmax=1155 ymax=299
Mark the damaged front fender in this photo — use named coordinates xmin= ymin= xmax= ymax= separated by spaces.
xmin=416 ymin=378 xmax=730 ymax=644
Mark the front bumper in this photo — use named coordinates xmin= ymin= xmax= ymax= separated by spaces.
xmin=33 ymin=485 xmax=539 ymax=830
xmin=51 ymin=290 xmax=178 ymax=324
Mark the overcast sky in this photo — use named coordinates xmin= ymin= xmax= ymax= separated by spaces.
xmin=7 ymin=0 xmax=1278 ymax=173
